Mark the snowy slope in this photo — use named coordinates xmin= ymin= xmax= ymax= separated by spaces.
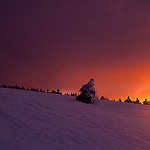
xmin=0 ymin=88 xmax=150 ymax=150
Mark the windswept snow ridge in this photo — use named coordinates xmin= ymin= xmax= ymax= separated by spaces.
xmin=0 ymin=88 xmax=150 ymax=150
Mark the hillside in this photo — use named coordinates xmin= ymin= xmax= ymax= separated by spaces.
xmin=0 ymin=87 xmax=150 ymax=150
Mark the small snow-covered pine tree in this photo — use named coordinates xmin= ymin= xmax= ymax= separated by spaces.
xmin=76 ymin=79 xmax=99 ymax=104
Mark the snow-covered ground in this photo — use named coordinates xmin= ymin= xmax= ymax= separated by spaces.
xmin=0 ymin=88 xmax=150 ymax=150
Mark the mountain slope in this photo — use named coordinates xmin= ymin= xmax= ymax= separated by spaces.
xmin=0 ymin=88 xmax=150 ymax=150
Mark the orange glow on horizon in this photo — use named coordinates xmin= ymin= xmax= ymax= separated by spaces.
xmin=51 ymin=60 xmax=150 ymax=103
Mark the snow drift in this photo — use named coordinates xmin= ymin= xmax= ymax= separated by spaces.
xmin=0 ymin=87 xmax=150 ymax=150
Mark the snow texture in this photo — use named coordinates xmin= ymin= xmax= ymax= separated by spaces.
xmin=0 ymin=87 xmax=150 ymax=150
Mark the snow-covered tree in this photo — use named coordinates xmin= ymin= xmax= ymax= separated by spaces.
xmin=76 ymin=79 xmax=99 ymax=104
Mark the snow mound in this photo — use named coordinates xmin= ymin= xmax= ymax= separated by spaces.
xmin=0 ymin=88 xmax=150 ymax=150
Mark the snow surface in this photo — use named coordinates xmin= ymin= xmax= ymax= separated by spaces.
xmin=0 ymin=87 xmax=150 ymax=150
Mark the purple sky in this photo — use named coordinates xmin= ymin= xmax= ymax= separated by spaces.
xmin=1 ymin=0 xmax=150 ymax=100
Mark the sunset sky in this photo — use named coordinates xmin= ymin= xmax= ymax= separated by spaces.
xmin=1 ymin=0 xmax=150 ymax=101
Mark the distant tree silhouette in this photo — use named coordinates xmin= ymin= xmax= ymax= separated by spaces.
xmin=3 ymin=83 xmax=150 ymax=107
xmin=51 ymin=89 xmax=62 ymax=95
xmin=100 ymin=96 xmax=109 ymax=100
xmin=64 ymin=93 xmax=69 ymax=95
xmin=21 ymin=86 xmax=25 ymax=90
xmin=56 ymin=88 xmax=62 ymax=95
xmin=57 ymin=88 xmax=60 ymax=93
xmin=143 ymin=99 xmax=150 ymax=105
xmin=15 ymin=85 xmax=20 ymax=89
xmin=1 ymin=84 xmax=7 ymax=88
xmin=124 ymin=96 xmax=132 ymax=103
xmin=30 ymin=88 xmax=33 ymax=91
xmin=9 ymin=85 xmax=13 ymax=88
xmin=118 ymin=98 xmax=122 ymax=102
xmin=35 ymin=88 xmax=39 ymax=92
xmin=133 ymin=98 xmax=141 ymax=104
xmin=31 ymin=88 xmax=36 ymax=91
xmin=47 ymin=89 xmax=50 ymax=93
xmin=100 ymin=96 xmax=105 ymax=100
xmin=0 ymin=84 xmax=49 ymax=94
xmin=51 ymin=90 xmax=57 ymax=94
xmin=71 ymin=93 xmax=77 ymax=96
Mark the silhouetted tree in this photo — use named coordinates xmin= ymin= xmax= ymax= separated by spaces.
xmin=71 ymin=93 xmax=77 ymax=96
xmin=56 ymin=88 xmax=62 ymax=95
xmin=124 ymin=96 xmax=132 ymax=103
xmin=51 ymin=90 xmax=57 ymax=94
xmin=57 ymin=88 xmax=60 ymax=93
xmin=143 ymin=99 xmax=150 ymax=105
xmin=30 ymin=88 xmax=33 ymax=91
xmin=133 ymin=98 xmax=141 ymax=104
xmin=118 ymin=98 xmax=122 ymax=102
xmin=1 ymin=84 xmax=7 ymax=88
xmin=51 ymin=89 xmax=62 ymax=95
xmin=32 ymin=88 xmax=34 ymax=91
xmin=21 ymin=86 xmax=25 ymax=90
xmin=100 ymin=96 xmax=105 ymax=100
xmin=15 ymin=85 xmax=20 ymax=89
xmin=35 ymin=88 xmax=39 ymax=92
xmin=100 ymin=96 xmax=109 ymax=100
